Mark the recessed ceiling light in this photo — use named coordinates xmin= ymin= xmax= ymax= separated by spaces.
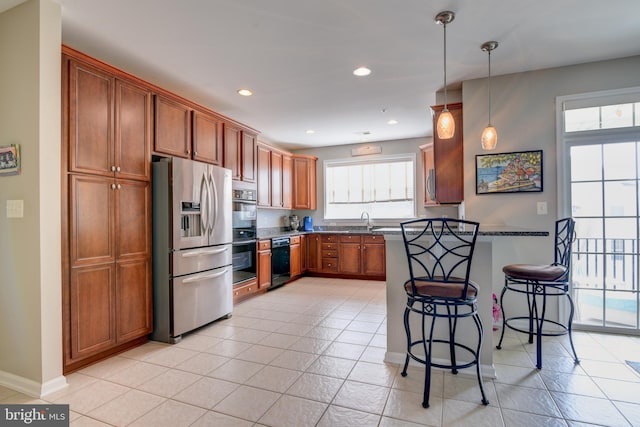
xmin=353 ymin=67 xmax=371 ymax=77
xmin=387 ymin=119 xmax=398 ymax=125
xmin=237 ymin=89 xmax=253 ymax=96
xmin=306 ymin=129 xmax=315 ymax=134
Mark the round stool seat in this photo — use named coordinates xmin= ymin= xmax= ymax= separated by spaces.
xmin=503 ymin=263 xmax=566 ymax=281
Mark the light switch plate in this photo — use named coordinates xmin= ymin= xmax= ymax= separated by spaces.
xmin=6 ymin=199 xmax=24 ymax=218
xmin=536 ymin=201 xmax=548 ymax=215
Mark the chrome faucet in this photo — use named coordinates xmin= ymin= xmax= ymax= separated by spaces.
xmin=360 ymin=211 xmax=373 ymax=232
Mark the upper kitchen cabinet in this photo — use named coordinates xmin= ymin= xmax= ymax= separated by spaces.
xmin=256 ymin=143 xmax=271 ymax=206
xmin=292 ymin=154 xmax=318 ymax=210
xmin=242 ymin=131 xmax=257 ymax=183
xmin=424 ymin=102 xmax=463 ymax=205
xmin=154 ymin=94 xmax=192 ymax=159
xmin=257 ymin=142 xmax=293 ymax=209
xmin=192 ymin=109 xmax=223 ymax=166
xmin=223 ymin=123 xmax=257 ymax=183
xmin=66 ymin=57 xmax=151 ymax=181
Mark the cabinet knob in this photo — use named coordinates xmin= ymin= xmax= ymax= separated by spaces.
xmin=116 ymin=166 xmax=121 ymax=172
xmin=111 ymin=166 xmax=116 ymax=172
xmin=117 ymin=184 xmax=121 ymax=189
xmin=111 ymin=183 xmax=116 ymax=190
xmin=194 ymin=151 xmax=198 ymax=155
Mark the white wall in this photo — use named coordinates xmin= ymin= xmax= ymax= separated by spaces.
xmin=293 ymin=137 xmax=458 ymax=228
xmin=463 ymin=55 xmax=640 ymax=295
xmin=0 ymin=0 xmax=64 ymax=397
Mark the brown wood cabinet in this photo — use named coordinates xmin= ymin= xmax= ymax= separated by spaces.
xmin=154 ymin=94 xmax=191 ymax=158
xmin=300 ymin=234 xmax=307 ymax=273
xmin=256 ymin=142 xmax=293 ymax=209
xmin=424 ymin=102 xmax=463 ymax=205
xmin=292 ymin=155 xmax=317 ymax=210
xmin=257 ymin=239 xmax=272 ymax=289
xmin=362 ymin=235 xmax=386 ymax=277
xmin=307 ymin=234 xmax=321 ymax=272
xmin=338 ymin=235 xmax=361 ymax=275
xmin=256 ymin=144 xmax=271 ymax=207
xmin=66 ymin=174 xmax=151 ymax=366
xmin=224 ymin=124 xmax=256 ymax=183
xmin=290 ymin=236 xmax=301 ymax=278
xmin=63 ymin=49 xmax=153 ymax=373
xmin=192 ymin=109 xmax=223 ymax=165
xmin=67 ymin=59 xmax=151 ymax=181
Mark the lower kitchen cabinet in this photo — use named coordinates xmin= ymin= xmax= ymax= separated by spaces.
xmin=257 ymin=239 xmax=272 ymax=289
xmin=233 ymin=278 xmax=259 ymax=304
xmin=64 ymin=175 xmax=152 ymax=373
xmin=307 ymin=234 xmax=321 ymax=272
xmin=290 ymin=235 xmax=301 ymax=277
xmin=362 ymin=235 xmax=386 ymax=277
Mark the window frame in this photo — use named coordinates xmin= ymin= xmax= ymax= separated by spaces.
xmin=323 ymin=153 xmax=417 ymax=221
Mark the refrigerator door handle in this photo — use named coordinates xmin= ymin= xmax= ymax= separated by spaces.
xmin=200 ymin=172 xmax=209 ymax=233
xmin=209 ymin=174 xmax=217 ymax=235
xmin=181 ymin=247 xmax=229 ymax=257
xmin=182 ymin=268 xmax=229 ymax=283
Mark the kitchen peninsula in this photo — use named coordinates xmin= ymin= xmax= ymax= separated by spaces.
xmin=379 ymin=226 xmax=549 ymax=378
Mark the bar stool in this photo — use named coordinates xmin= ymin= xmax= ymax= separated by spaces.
xmin=496 ymin=217 xmax=579 ymax=369
xmin=400 ymin=218 xmax=489 ymax=408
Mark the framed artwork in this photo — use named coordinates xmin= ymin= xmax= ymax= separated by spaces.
xmin=476 ymin=150 xmax=542 ymax=194
xmin=0 ymin=144 xmax=20 ymax=176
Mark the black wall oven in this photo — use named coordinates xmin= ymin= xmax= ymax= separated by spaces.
xmin=232 ymin=187 xmax=257 ymax=285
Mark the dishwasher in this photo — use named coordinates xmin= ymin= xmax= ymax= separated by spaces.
xmin=270 ymin=237 xmax=290 ymax=289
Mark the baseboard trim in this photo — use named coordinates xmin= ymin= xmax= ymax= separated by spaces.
xmin=384 ymin=351 xmax=497 ymax=379
xmin=0 ymin=370 xmax=67 ymax=398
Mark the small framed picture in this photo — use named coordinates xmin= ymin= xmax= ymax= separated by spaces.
xmin=0 ymin=144 xmax=21 ymax=176
xmin=476 ymin=150 xmax=542 ymax=194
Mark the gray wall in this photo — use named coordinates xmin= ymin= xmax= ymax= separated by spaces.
xmin=0 ymin=0 xmax=64 ymax=396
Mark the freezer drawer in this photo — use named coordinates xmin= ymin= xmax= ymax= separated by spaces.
xmin=172 ymin=265 xmax=232 ymax=337
xmin=172 ymin=244 xmax=232 ymax=277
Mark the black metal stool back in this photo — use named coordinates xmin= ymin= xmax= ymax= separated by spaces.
xmin=496 ymin=217 xmax=579 ymax=369
xmin=399 ymin=218 xmax=489 ymax=408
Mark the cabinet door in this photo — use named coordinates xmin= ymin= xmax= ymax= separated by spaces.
xmin=69 ymin=263 xmax=116 ymax=360
xmin=193 ymin=110 xmax=223 ymax=165
xmin=242 ymin=132 xmax=257 ymax=183
xmin=116 ymin=258 xmax=152 ymax=342
xmin=300 ymin=234 xmax=307 ymax=272
xmin=292 ymin=156 xmax=317 ymax=210
xmin=69 ymin=175 xmax=115 ymax=267
xmin=431 ymin=102 xmax=463 ymax=204
xmin=115 ymin=79 xmax=151 ymax=181
xmin=256 ymin=144 xmax=271 ymax=207
xmin=257 ymin=248 xmax=272 ymax=289
xmin=422 ymin=143 xmax=437 ymax=205
xmin=282 ymin=154 xmax=293 ymax=209
xmin=68 ymin=59 xmax=114 ymax=177
xmin=271 ymin=151 xmax=283 ymax=208
xmin=307 ymin=234 xmax=321 ymax=272
xmin=116 ymin=180 xmax=151 ymax=261
xmin=290 ymin=242 xmax=301 ymax=277
xmin=223 ymin=123 xmax=242 ymax=180
xmin=154 ymin=95 xmax=191 ymax=158
xmin=339 ymin=242 xmax=361 ymax=274
xmin=363 ymin=243 xmax=386 ymax=276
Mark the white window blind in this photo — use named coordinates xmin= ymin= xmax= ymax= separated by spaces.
xmin=324 ymin=155 xmax=416 ymax=219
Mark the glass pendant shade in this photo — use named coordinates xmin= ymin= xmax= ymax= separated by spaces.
xmin=436 ymin=109 xmax=455 ymax=139
xmin=481 ymin=125 xmax=497 ymax=150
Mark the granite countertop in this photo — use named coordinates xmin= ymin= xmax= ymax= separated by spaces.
xmin=256 ymin=224 xmax=548 ymax=239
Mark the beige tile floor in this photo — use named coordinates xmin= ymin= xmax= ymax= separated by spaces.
xmin=3 ymin=276 xmax=640 ymax=426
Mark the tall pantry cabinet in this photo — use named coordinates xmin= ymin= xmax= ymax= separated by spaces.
xmin=61 ymin=48 xmax=152 ymax=373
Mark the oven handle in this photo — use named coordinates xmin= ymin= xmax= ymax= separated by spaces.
xmin=232 ymin=239 xmax=257 ymax=246
xmin=181 ymin=247 xmax=229 ymax=257
xmin=182 ymin=268 xmax=229 ymax=283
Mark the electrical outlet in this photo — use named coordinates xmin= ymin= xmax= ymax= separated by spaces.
xmin=6 ymin=199 xmax=24 ymax=218
xmin=536 ymin=201 xmax=548 ymax=215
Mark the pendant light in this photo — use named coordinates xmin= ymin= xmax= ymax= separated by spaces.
xmin=481 ymin=41 xmax=498 ymax=150
xmin=435 ymin=11 xmax=455 ymax=140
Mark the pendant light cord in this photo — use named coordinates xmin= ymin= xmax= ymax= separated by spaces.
xmin=487 ymin=49 xmax=491 ymax=124
xmin=443 ymin=22 xmax=448 ymax=109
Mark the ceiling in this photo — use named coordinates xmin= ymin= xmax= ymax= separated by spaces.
xmin=3 ymin=0 xmax=640 ymax=150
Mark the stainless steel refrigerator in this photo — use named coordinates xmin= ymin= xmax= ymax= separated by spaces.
xmin=151 ymin=157 xmax=233 ymax=343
